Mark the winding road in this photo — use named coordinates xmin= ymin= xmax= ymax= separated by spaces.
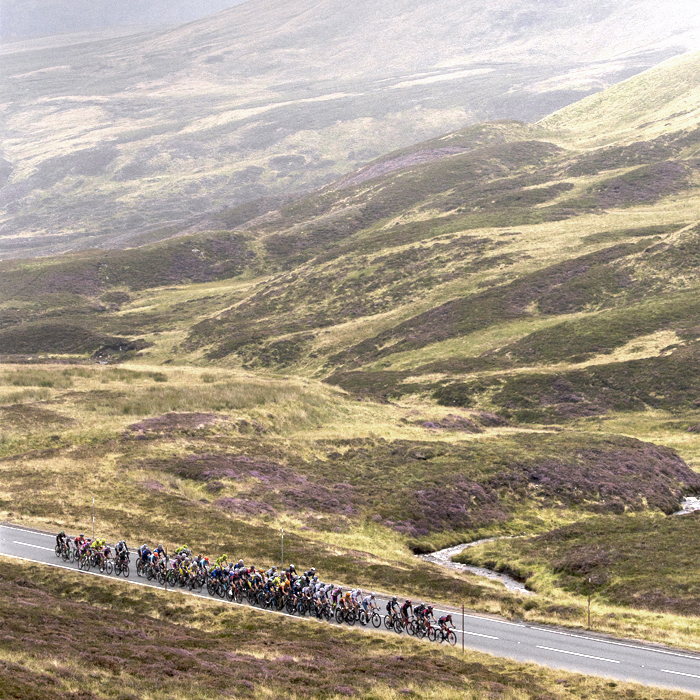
xmin=2 ymin=522 xmax=700 ymax=695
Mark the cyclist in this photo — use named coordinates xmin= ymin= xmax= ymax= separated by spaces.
xmin=331 ymin=585 xmax=343 ymax=608
xmin=401 ymin=599 xmax=413 ymax=624
xmin=414 ymin=602 xmax=434 ymax=622
xmin=350 ymin=588 xmax=362 ymax=611
xmin=386 ymin=595 xmax=401 ymax=625
xmin=361 ymin=592 xmax=378 ymax=614
xmin=438 ymin=613 xmax=455 ymax=636
xmin=115 ymin=539 xmax=129 ymax=563
xmin=216 ymin=553 xmax=228 ymax=568
xmin=56 ymin=530 xmax=67 ymax=549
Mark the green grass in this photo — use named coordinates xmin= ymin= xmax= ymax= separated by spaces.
xmin=455 ymin=512 xmax=700 ymax=615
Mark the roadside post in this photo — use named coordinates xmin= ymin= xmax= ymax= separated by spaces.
xmin=281 ymin=528 xmax=284 ymax=569
xmin=92 ymin=497 xmax=95 ymax=540
xmin=587 ymin=577 xmax=592 ymax=629
xmin=462 ymin=603 xmax=465 ymax=654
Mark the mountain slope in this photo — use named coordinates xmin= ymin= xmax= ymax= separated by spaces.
xmin=3 ymin=0 xmax=700 ymax=257
xmin=3 ymin=45 xmax=700 ymax=642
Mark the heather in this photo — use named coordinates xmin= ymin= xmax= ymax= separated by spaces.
xmin=0 ymin=558 xmax=694 ymax=700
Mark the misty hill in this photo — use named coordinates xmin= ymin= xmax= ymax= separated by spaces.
xmin=3 ymin=0 xmax=700 ymax=258
xmin=0 ymin=0 xmax=249 ymax=41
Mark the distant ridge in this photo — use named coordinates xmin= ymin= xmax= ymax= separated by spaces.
xmin=2 ymin=0 xmax=700 ymax=257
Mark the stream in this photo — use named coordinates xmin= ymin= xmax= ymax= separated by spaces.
xmin=675 ymin=496 xmax=700 ymax=515
xmin=418 ymin=537 xmax=533 ymax=595
xmin=420 ymin=498 xmax=700 ymax=593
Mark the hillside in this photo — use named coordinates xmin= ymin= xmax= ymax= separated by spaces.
xmin=3 ymin=0 xmax=700 ymax=257
xmin=0 ymin=0 xmax=248 ymax=40
xmin=2 ymin=48 xmax=700 ymax=663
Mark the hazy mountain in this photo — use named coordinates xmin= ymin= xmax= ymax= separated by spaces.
xmin=2 ymin=0 xmax=700 ymax=258
xmin=0 ymin=0 xmax=250 ymax=40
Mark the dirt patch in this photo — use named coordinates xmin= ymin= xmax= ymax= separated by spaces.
xmin=126 ymin=412 xmax=222 ymax=435
xmin=138 ymin=453 xmax=301 ymax=484
xmin=417 ymin=414 xmax=483 ymax=433
xmin=215 ymin=497 xmax=276 ymax=516
xmin=0 ymin=404 xmax=73 ymax=429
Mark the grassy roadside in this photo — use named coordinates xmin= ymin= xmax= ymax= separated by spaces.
xmin=1 ymin=556 xmax=696 ymax=700
xmin=2 ymin=362 xmax=700 ymax=651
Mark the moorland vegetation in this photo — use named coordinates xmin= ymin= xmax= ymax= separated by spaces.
xmin=3 ymin=48 xmax=700 ymax=697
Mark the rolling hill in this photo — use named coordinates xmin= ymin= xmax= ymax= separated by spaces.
xmin=3 ymin=0 xmax=700 ymax=258
xmin=2 ymin=45 xmax=700 ymax=656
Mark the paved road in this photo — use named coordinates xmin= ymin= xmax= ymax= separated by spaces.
xmin=2 ymin=522 xmax=700 ymax=695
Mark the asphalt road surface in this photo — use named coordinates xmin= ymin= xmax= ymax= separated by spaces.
xmin=2 ymin=522 xmax=700 ymax=695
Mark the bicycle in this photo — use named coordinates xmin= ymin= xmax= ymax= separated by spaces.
xmin=334 ymin=605 xmax=357 ymax=626
xmin=433 ymin=625 xmax=457 ymax=646
xmin=383 ymin=611 xmax=404 ymax=634
xmin=359 ymin=608 xmax=382 ymax=628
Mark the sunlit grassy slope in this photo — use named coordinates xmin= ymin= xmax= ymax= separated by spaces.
xmin=3 ymin=51 xmax=700 ymax=653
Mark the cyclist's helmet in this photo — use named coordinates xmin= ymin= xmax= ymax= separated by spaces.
xmin=310 ymin=567 xmax=316 ymax=572
xmin=79 ymin=533 xmax=83 ymax=537
xmin=427 ymin=605 xmax=433 ymax=611
xmin=370 ymin=592 xmax=376 ymax=598
xmin=446 ymin=614 xmax=453 ymax=621
xmin=406 ymin=599 xmax=412 ymax=604
xmin=313 ymin=576 xmax=319 ymax=582
xmin=289 ymin=564 xmax=296 ymax=572
xmin=357 ymin=589 xmax=362 ymax=596
xmin=392 ymin=595 xmax=397 ymax=601
xmin=238 ymin=559 xmax=244 ymax=565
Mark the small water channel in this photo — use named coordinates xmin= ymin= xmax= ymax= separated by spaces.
xmin=420 ymin=498 xmax=700 ymax=592
xmin=418 ymin=537 xmax=533 ymax=595
xmin=675 ymin=496 xmax=700 ymax=515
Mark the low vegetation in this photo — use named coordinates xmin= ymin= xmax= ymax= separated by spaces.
xmin=3 ymin=558 xmax=692 ymax=700
xmin=3 ymin=51 xmax=700 ymax=696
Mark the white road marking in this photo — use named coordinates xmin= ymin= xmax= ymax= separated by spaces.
xmin=13 ymin=541 xmax=54 ymax=552
xmin=536 ymin=646 xmax=620 ymax=664
xmin=528 ymin=627 xmax=700 ymax=661
xmin=1 ymin=525 xmax=54 ymax=537
xmin=464 ymin=630 xmax=499 ymax=640
xmin=660 ymin=669 xmax=700 ymax=680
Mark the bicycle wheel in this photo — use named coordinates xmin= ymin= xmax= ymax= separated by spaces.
xmin=55 ymin=544 xmax=61 ymax=557
xmin=122 ymin=563 xmax=130 ymax=578
xmin=334 ymin=607 xmax=344 ymax=624
xmin=406 ymin=620 xmax=415 ymax=636
xmin=394 ymin=618 xmax=404 ymax=635
xmin=447 ymin=630 xmax=457 ymax=646
xmin=358 ymin=610 xmax=367 ymax=626
xmin=346 ymin=609 xmax=356 ymax=626
xmin=383 ymin=615 xmax=392 ymax=630
xmin=371 ymin=612 xmax=381 ymax=628
xmin=428 ymin=627 xmax=437 ymax=642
